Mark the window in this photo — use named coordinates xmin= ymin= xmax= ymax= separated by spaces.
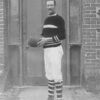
xmin=69 ymin=0 xmax=82 ymax=43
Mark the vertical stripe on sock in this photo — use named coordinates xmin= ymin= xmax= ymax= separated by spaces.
xmin=48 ymin=80 xmax=55 ymax=96
xmin=55 ymin=81 xmax=63 ymax=99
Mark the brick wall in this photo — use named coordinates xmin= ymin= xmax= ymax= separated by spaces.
xmin=82 ymin=0 xmax=100 ymax=89
xmin=0 ymin=0 xmax=4 ymax=74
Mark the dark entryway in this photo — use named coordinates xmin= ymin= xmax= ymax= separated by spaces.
xmin=70 ymin=45 xmax=81 ymax=85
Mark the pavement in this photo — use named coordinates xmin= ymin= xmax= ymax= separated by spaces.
xmin=0 ymin=86 xmax=100 ymax=100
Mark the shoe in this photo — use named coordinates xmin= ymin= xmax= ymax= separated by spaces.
xmin=47 ymin=95 xmax=54 ymax=100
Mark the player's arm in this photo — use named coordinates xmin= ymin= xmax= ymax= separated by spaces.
xmin=56 ymin=19 xmax=66 ymax=41
xmin=37 ymin=37 xmax=53 ymax=47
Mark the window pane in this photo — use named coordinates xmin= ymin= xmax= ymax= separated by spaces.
xmin=8 ymin=0 xmax=20 ymax=44
xmin=69 ymin=0 xmax=81 ymax=43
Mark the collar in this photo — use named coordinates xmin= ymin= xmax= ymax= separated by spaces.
xmin=48 ymin=13 xmax=57 ymax=17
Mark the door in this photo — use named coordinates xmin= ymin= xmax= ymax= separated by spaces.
xmin=69 ymin=0 xmax=82 ymax=85
xmin=70 ymin=45 xmax=81 ymax=85
xmin=22 ymin=0 xmax=68 ymax=86
xmin=22 ymin=0 xmax=46 ymax=86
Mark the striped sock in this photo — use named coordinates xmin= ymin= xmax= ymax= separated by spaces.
xmin=48 ymin=80 xmax=55 ymax=97
xmin=55 ymin=81 xmax=63 ymax=99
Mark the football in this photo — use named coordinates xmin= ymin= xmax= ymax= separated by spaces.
xmin=28 ymin=38 xmax=40 ymax=47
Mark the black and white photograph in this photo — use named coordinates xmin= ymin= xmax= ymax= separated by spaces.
xmin=0 ymin=0 xmax=100 ymax=100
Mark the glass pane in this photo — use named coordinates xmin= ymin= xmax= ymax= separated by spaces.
xmin=69 ymin=0 xmax=81 ymax=43
xmin=11 ymin=0 xmax=19 ymax=16
xmin=8 ymin=0 xmax=20 ymax=44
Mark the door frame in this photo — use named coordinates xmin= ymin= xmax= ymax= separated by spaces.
xmin=20 ymin=0 xmax=83 ymax=86
xmin=20 ymin=0 xmax=69 ymax=86
xmin=21 ymin=0 xmax=49 ymax=86
xmin=68 ymin=0 xmax=83 ymax=86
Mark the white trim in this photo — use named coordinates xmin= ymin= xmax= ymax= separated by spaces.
xmin=43 ymin=24 xmax=58 ymax=28
xmin=54 ymin=36 xmax=60 ymax=42
xmin=48 ymin=13 xmax=57 ymax=16
xmin=55 ymin=36 xmax=60 ymax=42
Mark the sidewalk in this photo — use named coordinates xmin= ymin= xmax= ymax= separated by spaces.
xmin=0 ymin=86 xmax=100 ymax=100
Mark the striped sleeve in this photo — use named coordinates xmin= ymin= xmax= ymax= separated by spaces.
xmin=52 ymin=35 xmax=60 ymax=42
xmin=52 ymin=17 xmax=66 ymax=42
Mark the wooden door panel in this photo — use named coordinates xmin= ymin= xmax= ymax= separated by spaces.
xmin=24 ymin=0 xmax=46 ymax=85
xmin=8 ymin=0 xmax=20 ymax=45
xmin=70 ymin=45 xmax=81 ymax=85
xmin=5 ymin=45 xmax=20 ymax=90
xmin=69 ymin=0 xmax=81 ymax=43
xmin=26 ymin=0 xmax=43 ymax=77
xmin=27 ymin=48 xmax=43 ymax=77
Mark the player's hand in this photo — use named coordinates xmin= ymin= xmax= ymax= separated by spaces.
xmin=37 ymin=37 xmax=48 ymax=47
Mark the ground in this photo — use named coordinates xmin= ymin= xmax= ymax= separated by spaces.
xmin=0 ymin=86 xmax=100 ymax=100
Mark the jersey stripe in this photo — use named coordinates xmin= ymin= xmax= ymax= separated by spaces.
xmin=43 ymin=24 xmax=58 ymax=28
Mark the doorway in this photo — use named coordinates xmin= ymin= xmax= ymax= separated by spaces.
xmin=5 ymin=0 xmax=82 ymax=87
xmin=70 ymin=45 xmax=81 ymax=85
xmin=22 ymin=0 xmax=68 ymax=86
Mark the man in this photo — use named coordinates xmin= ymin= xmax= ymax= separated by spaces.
xmin=38 ymin=0 xmax=66 ymax=100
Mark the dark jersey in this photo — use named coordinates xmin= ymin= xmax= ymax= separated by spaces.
xmin=41 ymin=14 xmax=66 ymax=48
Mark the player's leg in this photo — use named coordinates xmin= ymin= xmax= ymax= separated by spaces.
xmin=47 ymin=80 xmax=55 ymax=100
xmin=44 ymin=46 xmax=64 ymax=100
xmin=44 ymin=48 xmax=56 ymax=100
xmin=55 ymin=81 xmax=63 ymax=100
xmin=51 ymin=46 xmax=64 ymax=100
